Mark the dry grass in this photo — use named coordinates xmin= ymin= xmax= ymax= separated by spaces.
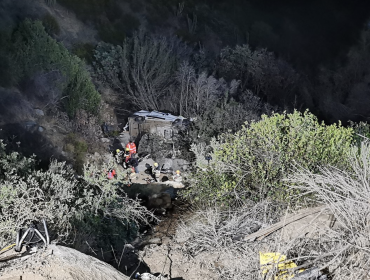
xmin=175 ymin=141 xmax=370 ymax=279
xmin=175 ymin=201 xmax=286 ymax=279
xmin=286 ymin=140 xmax=370 ymax=279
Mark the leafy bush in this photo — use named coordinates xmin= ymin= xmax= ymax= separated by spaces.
xmin=72 ymin=43 xmax=95 ymax=64
xmin=0 ymin=140 xmax=156 ymax=249
xmin=65 ymin=133 xmax=88 ymax=173
xmin=187 ymin=110 xmax=354 ymax=205
xmin=12 ymin=19 xmax=100 ymax=117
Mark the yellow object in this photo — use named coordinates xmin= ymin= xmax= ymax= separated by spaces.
xmin=154 ymin=162 xmax=158 ymax=167
xmin=0 ymin=243 xmax=15 ymax=253
xmin=125 ymin=147 xmax=130 ymax=151
xmin=259 ymin=252 xmax=303 ymax=280
xmin=116 ymin=149 xmax=120 ymax=153
xmin=176 ymin=170 xmax=180 ymax=174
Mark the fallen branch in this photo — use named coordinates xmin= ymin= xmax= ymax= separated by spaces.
xmin=244 ymin=206 xmax=326 ymax=241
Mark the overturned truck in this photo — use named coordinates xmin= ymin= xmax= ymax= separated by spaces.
xmin=128 ymin=110 xmax=190 ymax=142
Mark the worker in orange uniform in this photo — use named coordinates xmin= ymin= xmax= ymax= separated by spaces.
xmin=126 ymin=140 xmax=137 ymax=157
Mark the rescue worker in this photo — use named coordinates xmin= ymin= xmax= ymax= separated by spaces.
xmin=126 ymin=139 xmax=136 ymax=154
xmin=122 ymin=147 xmax=131 ymax=168
xmin=127 ymin=154 xmax=139 ymax=174
xmin=115 ymin=149 xmax=124 ymax=165
xmin=151 ymin=162 xmax=161 ymax=182
xmin=102 ymin=122 xmax=109 ymax=136
xmin=107 ymin=168 xmax=116 ymax=180
xmin=126 ymin=140 xmax=137 ymax=156
xmin=173 ymin=170 xmax=182 ymax=182
xmin=205 ymin=153 xmax=212 ymax=165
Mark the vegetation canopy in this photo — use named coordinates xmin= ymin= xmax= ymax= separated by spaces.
xmin=188 ymin=110 xmax=354 ymax=205
xmin=0 ymin=140 xmax=156 ymax=249
xmin=11 ymin=19 xmax=100 ymax=117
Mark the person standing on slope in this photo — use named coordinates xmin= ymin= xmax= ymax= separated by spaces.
xmin=151 ymin=162 xmax=161 ymax=182
xmin=115 ymin=149 xmax=124 ymax=165
xmin=122 ymin=147 xmax=131 ymax=168
xmin=126 ymin=139 xmax=137 ymax=157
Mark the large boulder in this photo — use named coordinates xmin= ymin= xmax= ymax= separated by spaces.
xmin=0 ymin=245 xmax=130 ymax=280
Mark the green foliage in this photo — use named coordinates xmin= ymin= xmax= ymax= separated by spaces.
xmin=12 ymin=19 xmax=100 ymax=117
xmin=190 ymin=97 xmax=261 ymax=142
xmin=0 ymin=140 xmax=81 ymax=247
xmin=42 ymin=14 xmax=60 ymax=36
xmin=187 ymin=110 xmax=354 ymax=205
xmin=72 ymin=43 xmax=95 ymax=64
xmin=0 ymin=140 xmax=156 ymax=249
xmin=217 ymin=44 xmax=298 ymax=105
xmin=65 ymin=133 xmax=88 ymax=173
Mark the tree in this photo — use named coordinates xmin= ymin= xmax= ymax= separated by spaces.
xmin=174 ymin=62 xmax=239 ymax=117
xmin=94 ymin=30 xmax=189 ymax=111
xmin=12 ymin=19 xmax=100 ymax=117
xmin=217 ymin=44 xmax=298 ymax=106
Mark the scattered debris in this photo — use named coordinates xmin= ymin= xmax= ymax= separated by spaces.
xmin=260 ymin=252 xmax=303 ymax=280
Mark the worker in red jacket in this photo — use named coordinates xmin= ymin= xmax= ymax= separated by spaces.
xmin=126 ymin=140 xmax=137 ymax=156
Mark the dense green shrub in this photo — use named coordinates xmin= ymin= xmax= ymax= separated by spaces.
xmin=187 ymin=110 xmax=354 ymax=205
xmin=65 ymin=133 xmax=88 ymax=173
xmin=12 ymin=19 xmax=100 ymax=117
